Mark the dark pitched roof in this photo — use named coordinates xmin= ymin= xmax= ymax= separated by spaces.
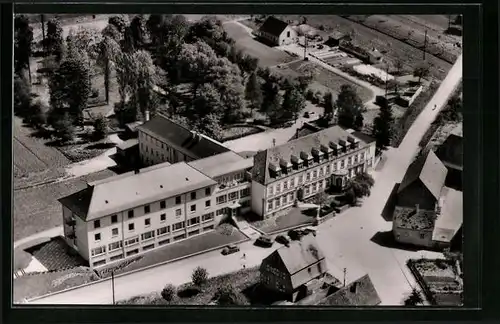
xmin=398 ymin=150 xmax=448 ymax=200
xmin=137 ymin=114 xmax=230 ymax=160
xmin=275 ymin=234 xmax=326 ymax=275
xmin=255 ymin=125 xmax=373 ymax=185
xmin=258 ymin=16 xmax=289 ymax=37
xmin=58 ymin=186 xmax=94 ymax=219
xmin=316 ymin=274 xmax=381 ymax=306
xmin=435 ymin=132 xmax=463 ymax=170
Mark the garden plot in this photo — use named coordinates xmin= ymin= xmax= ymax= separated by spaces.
xmin=276 ymin=15 xmax=452 ymax=80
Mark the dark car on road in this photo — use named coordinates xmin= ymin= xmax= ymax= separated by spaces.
xmin=275 ymin=235 xmax=290 ymax=246
xmin=221 ymin=244 xmax=240 ymax=255
xmin=288 ymin=229 xmax=305 ymax=241
xmin=302 ymin=227 xmax=317 ymax=236
xmin=303 ymin=112 xmax=310 ymax=118
xmin=255 ymin=235 xmax=274 ymax=247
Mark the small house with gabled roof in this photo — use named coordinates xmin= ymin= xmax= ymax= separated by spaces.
xmin=258 ymin=16 xmax=298 ymax=46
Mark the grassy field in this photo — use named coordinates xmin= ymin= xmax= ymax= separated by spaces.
xmin=276 ymin=15 xmax=453 ymax=81
xmin=119 ymin=267 xmax=260 ymax=305
xmin=13 ymin=266 xmax=99 ymax=303
xmin=274 ymin=60 xmax=373 ymax=103
xmin=13 ymin=169 xmax=116 ymax=241
xmin=222 ymin=21 xmax=295 ymax=67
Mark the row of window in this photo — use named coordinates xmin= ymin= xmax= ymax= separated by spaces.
xmin=91 ymin=224 xmax=216 ymax=264
xmin=267 ymin=192 xmax=295 ymax=211
xmin=216 ymin=188 xmax=250 ymax=205
xmin=217 ymin=172 xmax=245 ymax=185
xmin=271 ymin=150 xmax=367 ymax=179
xmin=93 ymin=212 xmax=215 ymax=242
xmin=268 ymin=156 xmax=367 ymax=197
xmin=92 ymin=188 xmax=214 ymax=229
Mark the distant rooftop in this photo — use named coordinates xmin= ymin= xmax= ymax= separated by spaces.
xmin=393 ymin=206 xmax=436 ymax=231
xmin=59 ymin=162 xmax=216 ymax=221
xmin=316 ymin=274 xmax=381 ymax=306
xmin=432 ymin=187 xmax=463 ymax=243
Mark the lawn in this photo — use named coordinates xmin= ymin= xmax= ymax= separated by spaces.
xmin=13 ymin=266 xmax=99 ymax=303
xmin=56 ymin=140 xmax=116 ymax=163
xmin=276 ymin=15 xmax=453 ymax=81
xmin=288 ymin=61 xmax=374 ymax=103
xmin=97 ymin=225 xmax=248 ymax=278
xmin=119 ymin=266 xmax=260 ymax=305
xmin=251 ymin=207 xmax=315 ymax=234
xmin=222 ymin=21 xmax=295 ymax=67
xmin=13 ymin=169 xmax=116 ymax=241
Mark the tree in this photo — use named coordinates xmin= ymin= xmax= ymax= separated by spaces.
xmin=93 ymin=115 xmax=109 ymax=140
xmin=130 ymin=15 xmax=147 ymax=49
xmin=213 ymin=284 xmax=246 ymax=306
xmin=66 ymin=27 xmax=103 ymax=83
xmin=133 ymin=50 xmax=160 ymax=119
xmin=46 ymin=18 xmax=64 ymax=61
xmin=282 ymin=87 xmax=306 ymax=122
xmin=345 ymin=172 xmax=374 ymax=205
xmin=14 ymin=15 xmax=34 ymax=84
xmin=28 ymin=100 xmax=48 ymax=128
xmin=49 ymin=51 xmax=91 ymax=125
xmin=53 ymin=112 xmax=75 ymax=143
xmin=372 ymin=101 xmax=394 ymax=151
xmin=198 ymin=114 xmax=224 ymax=142
xmin=239 ymin=55 xmax=259 ymax=74
xmin=394 ymin=56 xmax=404 ymax=76
xmin=14 ymin=74 xmax=31 ymax=117
xmin=336 ymin=84 xmax=364 ymax=130
xmin=161 ymin=284 xmax=176 ymax=301
xmin=245 ymin=72 xmax=263 ymax=113
xmin=413 ymin=61 xmax=431 ymax=83
xmin=101 ymin=24 xmax=122 ymax=42
xmin=323 ymin=92 xmax=335 ymax=118
xmin=314 ymin=192 xmax=328 ymax=212
xmin=404 ymin=288 xmax=424 ymax=306
xmin=192 ymin=83 xmax=223 ymax=118
xmin=192 ymin=267 xmax=208 ymax=287
xmin=108 ymin=15 xmax=129 ymax=34
xmin=97 ymin=36 xmax=121 ymax=104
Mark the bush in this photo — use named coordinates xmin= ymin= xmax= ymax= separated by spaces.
xmin=213 ymin=284 xmax=246 ymax=306
xmin=93 ymin=115 xmax=109 ymax=140
xmin=306 ymin=89 xmax=315 ymax=101
xmin=161 ymin=284 xmax=176 ymax=301
xmin=192 ymin=267 xmax=209 ymax=287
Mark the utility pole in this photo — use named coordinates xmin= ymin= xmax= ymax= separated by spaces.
xmin=423 ymin=30 xmax=428 ymax=61
xmin=111 ymin=270 xmax=116 ymax=305
xmin=343 ymin=268 xmax=347 ymax=287
xmin=272 ymin=138 xmax=276 ymax=147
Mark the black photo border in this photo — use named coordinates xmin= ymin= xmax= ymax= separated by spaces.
xmin=1 ymin=0 xmax=498 ymax=323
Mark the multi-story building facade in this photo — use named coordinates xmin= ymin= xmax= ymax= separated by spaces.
xmin=251 ymin=126 xmax=376 ymax=219
xmin=137 ymin=114 xmax=230 ymax=166
xmin=59 ymin=157 xmax=250 ymax=269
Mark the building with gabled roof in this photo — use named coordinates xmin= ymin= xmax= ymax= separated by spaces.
xmin=258 ymin=16 xmax=298 ymax=46
xmin=316 ymin=274 xmax=381 ymax=306
xmin=137 ymin=114 xmax=230 ymax=166
xmin=251 ymin=125 xmax=376 ymax=218
xmin=260 ymin=234 xmax=328 ymax=301
xmin=397 ymin=150 xmax=448 ymax=211
xmin=435 ymin=124 xmax=463 ymax=190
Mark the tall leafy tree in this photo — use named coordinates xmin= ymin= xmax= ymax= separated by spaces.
xmin=130 ymin=15 xmax=147 ymax=49
xmin=198 ymin=113 xmax=224 ymax=142
xmin=46 ymin=18 xmax=64 ymax=61
xmin=49 ymin=50 xmax=91 ymax=125
xmin=101 ymin=24 xmax=122 ymax=42
xmin=372 ymin=101 xmax=394 ymax=151
xmin=97 ymin=36 xmax=121 ymax=104
xmin=133 ymin=50 xmax=160 ymax=119
xmin=413 ymin=61 xmax=431 ymax=83
xmin=245 ymin=72 xmax=263 ymax=113
xmin=323 ymin=92 xmax=335 ymax=119
xmin=14 ymin=15 xmax=34 ymax=83
xmin=14 ymin=74 xmax=31 ymax=117
xmin=282 ymin=87 xmax=306 ymax=122
xmin=336 ymin=84 xmax=364 ymax=130
xmin=108 ymin=15 xmax=129 ymax=35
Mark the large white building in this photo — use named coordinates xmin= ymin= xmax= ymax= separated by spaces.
xmin=59 ymin=152 xmax=253 ymax=268
xmin=251 ymin=127 xmax=376 ymax=218
xmin=59 ymin=115 xmax=376 ymax=268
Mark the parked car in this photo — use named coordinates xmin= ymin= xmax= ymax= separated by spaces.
xmin=275 ymin=235 xmax=290 ymax=246
xmin=302 ymin=227 xmax=317 ymax=236
xmin=288 ymin=229 xmax=305 ymax=241
xmin=317 ymin=44 xmax=324 ymax=49
xmin=221 ymin=244 xmax=240 ymax=255
xmin=255 ymin=235 xmax=274 ymax=247
xmin=303 ymin=112 xmax=310 ymax=118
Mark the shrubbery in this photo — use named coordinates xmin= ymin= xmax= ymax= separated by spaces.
xmin=192 ymin=266 xmax=208 ymax=287
xmin=161 ymin=284 xmax=176 ymax=301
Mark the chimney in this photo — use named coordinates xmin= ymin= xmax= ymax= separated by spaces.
xmin=145 ymin=110 xmax=150 ymax=122
xmin=415 ymin=204 xmax=419 ymax=214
